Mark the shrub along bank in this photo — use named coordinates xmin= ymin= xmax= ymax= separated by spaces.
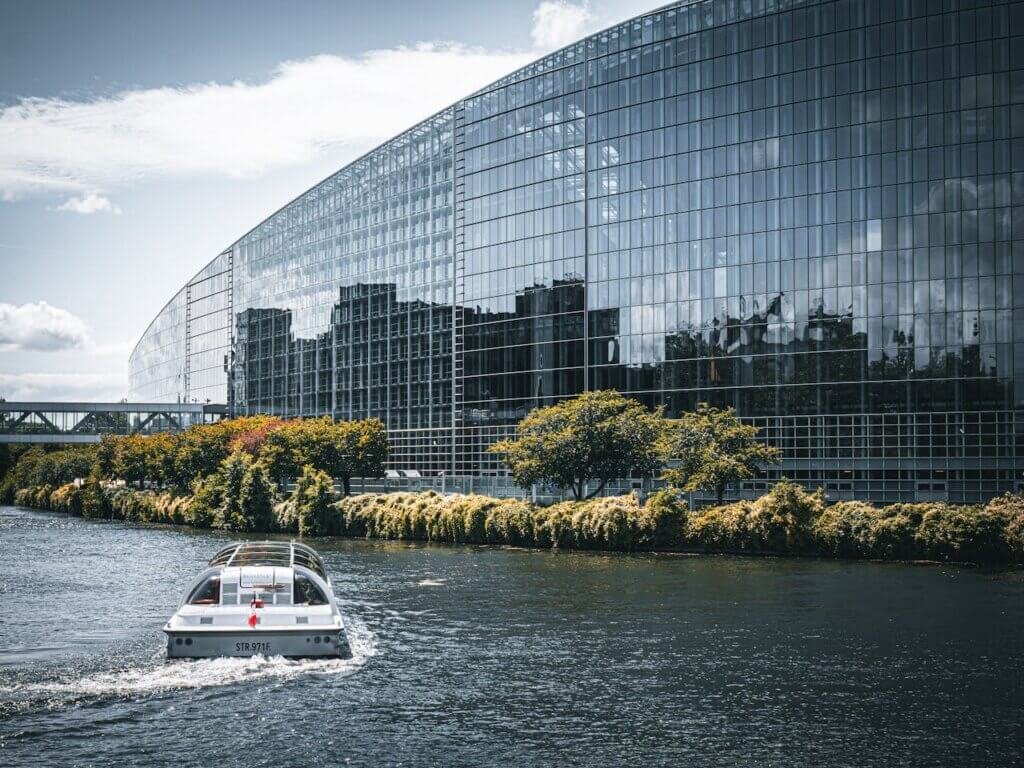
xmin=12 ymin=478 xmax=1024 ymax=564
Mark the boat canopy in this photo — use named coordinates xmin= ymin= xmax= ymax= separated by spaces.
xmin=208 ymin=541 xmax=328 ymax=581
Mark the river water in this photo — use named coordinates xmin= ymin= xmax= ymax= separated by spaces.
xmin=0 ymin=505 xmax=1022 ymax=767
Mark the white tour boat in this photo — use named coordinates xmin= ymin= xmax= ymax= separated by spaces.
xmin=164 ymin=541 xmax=350 ymax=659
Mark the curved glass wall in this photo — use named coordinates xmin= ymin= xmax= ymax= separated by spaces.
xmin=129 ymin=287 xmax=187 ymax=402
xmin=131 ymin=0 xmax=1024 ymax=502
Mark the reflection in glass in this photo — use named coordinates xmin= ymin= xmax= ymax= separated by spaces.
xmin=128 ymin=0 xmax=1023 ymax=501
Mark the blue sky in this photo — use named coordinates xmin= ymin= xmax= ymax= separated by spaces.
xmin=0 ymin=0 xmax=653 ymax=401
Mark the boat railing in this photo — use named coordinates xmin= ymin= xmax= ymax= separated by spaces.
xmin=208 ymin=541 xmax=328 ymax=581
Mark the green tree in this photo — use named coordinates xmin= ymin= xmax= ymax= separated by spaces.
xmin=237 ymin=461 xmax=277 ymax=532
xmin=51 ymin=447 xmax=96 ymax=484
xmin=9 ymin=446 xmax=45 ymax=489
xmin=79 ymin=471 xmax=109 ymax=519
xmin=0 ymin=444 xmax=15 ymax=485
xmin=278 ymin=417 xmax=389 ymax=496
xmin=95 ymin=435 xmax=120 ymax=479
xmin=258 ymin=423 xmax=302 ymax=489
xmin=172 ymin=422 xmax=233 ymax=487
xmin=142 ymin=432 xmax=179 ymax=487
xmin=113 ymin=434 xmax=151 ymax=487
xmin=663 ymin=403 xmax=781 ymax=504
xmin=488 ymin=390 xmax=671 ymax=500
xmin=289 ymin=465 xmax=337 ymax=537
xmin=213 ymin=448 xmax=250 ymax=529
xmin=289 ymin=417 xmax=340 ymax=482
xmin=187 ymin=474 xmax=222 ymax=529
xmin=331 ymin=418 xmax=389 ymax=496
xmin=8 ymin=446 xmax=94 ymax=487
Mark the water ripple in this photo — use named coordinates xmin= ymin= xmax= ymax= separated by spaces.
xmin=1 ymin=506 xmax=1022 ymax=768
xmin=0 ymin=615 xmax=375 ymax=719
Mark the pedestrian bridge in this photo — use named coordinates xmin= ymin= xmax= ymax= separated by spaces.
xmin=0 ymin=402 xmax=227 ymax=444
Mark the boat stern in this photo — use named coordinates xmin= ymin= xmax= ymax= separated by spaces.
xmin=164 ymin=626 xmax=350 ymax=659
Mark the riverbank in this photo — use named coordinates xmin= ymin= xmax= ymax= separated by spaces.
xmin=12 ymin=480 xmax=1024 ymax=565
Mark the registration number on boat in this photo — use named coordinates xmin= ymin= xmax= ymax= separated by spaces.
xmin=235 ymin=641 xmax=271 ymax=654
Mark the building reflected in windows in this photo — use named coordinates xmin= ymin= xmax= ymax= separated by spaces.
xmin=131 ymin=0 xmax=1024 ymax=502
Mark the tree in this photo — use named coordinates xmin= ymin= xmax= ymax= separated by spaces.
xmin=285 ymin=465 xmax=337 ymax=537
xmin=289 ymin=417 xmax=340 ymax=482
xmin=488 ymin=390 xmax=671 ymax=500
xmin=2 ymin=445 xmax=93 ymax=490
xmin=213 ymin=449 xmax=250 ymax=530
xmin=172 ymin=422 xmax=233 ymax=487
xmin=276 ymin=417 xmax=389 ymax=496
xmin=48 ymin=446 xmax=96 ymax=484
xmin=236 ymin=461 xmax=277 ymax=532
xmin=662 ymin=403 xmax=781 ymax=504
xmin=208 ymin=449 xmax=277 ymax=532
xmin=187 ymin=474 xmax=222 ymax=529
xmin=113 ymin=434 xmax=151 ymax=487
xmin=258 ymin=422 xmax=303 ymax=490
xmin=0 ymin=444 xmax=14 ymax=485
xmin=144 ymin=432 xmax=179 ymax=486
xmin=95 ymin=435 xmax=120 ymax=479
xmin=9 ymin=446 xmax=46 ymax=489
xmin=229 ymin=416 xmax=285 ymax=457
xmin=331 ymin=418 xmax=389 ymax=496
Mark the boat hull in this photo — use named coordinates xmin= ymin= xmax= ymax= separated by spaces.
xmin=165 ymin=628 xmax=350 ymax=659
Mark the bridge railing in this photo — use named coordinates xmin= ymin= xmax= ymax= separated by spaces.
xmin=0 ymin=402 xmax=227 ymax=443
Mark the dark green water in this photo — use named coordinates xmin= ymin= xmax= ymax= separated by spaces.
xmin=1 ymin=505 xmax=1022 ymax=767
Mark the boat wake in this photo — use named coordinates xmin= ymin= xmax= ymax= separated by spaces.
xmin=0 ymin=614 xmax=376 ymax=717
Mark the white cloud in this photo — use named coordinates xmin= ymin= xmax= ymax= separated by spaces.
xmin=0 ymin=44 xmax=533 ymax=201
xmin=0 ymin=1 xmax=664 ymax=203
xmin=0 ymin=301 xmax=90 ymax=352
xmin=0 ymin=372 xmax=126 ymax=402
xmin=531 ymin=1 xmax=594 ymax=51
xmin=55 ymin=192 xmax=121 ymax=214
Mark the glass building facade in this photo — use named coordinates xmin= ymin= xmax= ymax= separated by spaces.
xmin=131 ymin=0 xmax=1024 ymax=502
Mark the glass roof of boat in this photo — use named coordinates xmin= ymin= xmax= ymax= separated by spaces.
xmin=208 ymin=541 xmax=328 ymax=581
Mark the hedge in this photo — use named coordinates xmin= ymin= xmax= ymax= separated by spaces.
xmin=10 ymin=479 xmax=1024 ymax=563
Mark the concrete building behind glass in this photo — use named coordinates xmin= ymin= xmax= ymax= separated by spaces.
xmin=130 ymin=0 xmax=1024 ymax=502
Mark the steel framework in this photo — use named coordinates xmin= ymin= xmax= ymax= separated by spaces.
xmin=0 ymin=402 xmax=227 ymax=444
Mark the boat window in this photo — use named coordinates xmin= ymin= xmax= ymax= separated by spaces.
xmin=188 ymin=575 xmax=221 ymax=605
xmin=293 ymin=574 xmax=328 ymax=606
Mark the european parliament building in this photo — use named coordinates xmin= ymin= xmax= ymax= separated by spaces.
xmin=130 ymin=0 xmax=1024 ymax=503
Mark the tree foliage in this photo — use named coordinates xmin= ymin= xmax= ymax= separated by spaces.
xmin=663 ymin=403 xmax=780 ymax=503
xmin=236 ymin=461 xmax=277 ymax=532
xmin=112 ymin=434 xmax=152 ymax=487
xmin=489 ymin=390 xmax=671 ymax=499
xmin=277 ymin=465 xmax=337 ymax=537
xmin=171 ymin=423 xmax=235 ymax=488
xmin=183 ymin=448 xmax=279 ymax=531
xmin=256 ymin=417 xmax=388 ymax=494
xmin=5 ymin=445 xmax=96 ymax=492
xmin=0 ymin=444 xmax=22 ymax=486
xmin=229 ymin=416 xmax=286 ymax=457
xmin=212 ymin=448 xmax=250 ymax=530
xmin=259 ymin=425 xmax=301 ymax=489
xmin=211 ymin=449 xmax=277 ymax=532
xmin=42 ymin=414 xmax=390 ymax=493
